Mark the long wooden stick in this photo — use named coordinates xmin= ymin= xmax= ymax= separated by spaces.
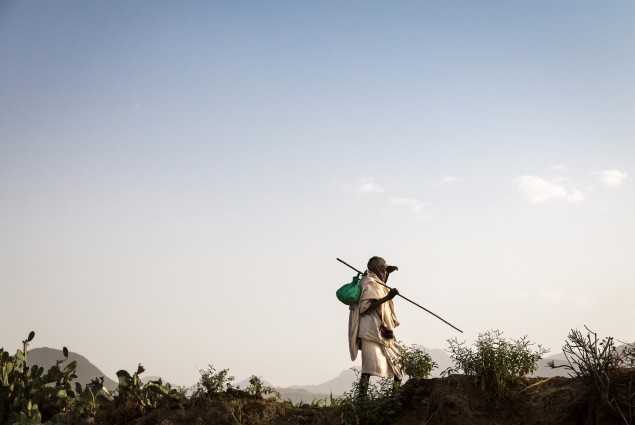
xmin=337 ymin=257 xmax=463 ymax=333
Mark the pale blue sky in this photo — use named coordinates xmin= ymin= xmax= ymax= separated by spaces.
xmin=1 ymin=1 xmax=634 ymax=387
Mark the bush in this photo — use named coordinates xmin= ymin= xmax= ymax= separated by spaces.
xmin=335 ymin=369 xmax=402 ymax=425
xmin=549 ymin=327 xmax=635 ymax=425
xmin=447 ymin=330 xmax=548 ymax=397
xmin=396 ymin=344 xmax=437 ymax=379
xmin=242 ymin=375 xmax=280 ymax=400
xmin=95 ymin=364 xmax=181 ymax=425
xmin=549 ymin=327 xmax=623 ymax=380
xmin=194 ymin=365 xmax=235 ymax=399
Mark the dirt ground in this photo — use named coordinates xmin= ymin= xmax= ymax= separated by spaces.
xmin=129 ymin=371 xmax=635 ymax=425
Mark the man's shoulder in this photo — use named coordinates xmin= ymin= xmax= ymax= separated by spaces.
xmin=360 ymin=275 xmax=379 ymax=287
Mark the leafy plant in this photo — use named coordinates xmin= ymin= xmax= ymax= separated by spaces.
xmin=396 ymin=344 xmax=437 ymax=379
xmin=309 ymin=397 xmax=326 ymax=407
xmin=67 ymin=377 xmax=111 ymax=421
xmin=13 ymin=399 xmax=41 ymax=425
xmin=195 ymin=364 xmax=235 ymax=399
xmin=447 ymin=329 xmax=548 ymax=397
xmin=243 ymin=375 xmax=280 ymax=400
xmin=117 ymin=364 xmax=181 ymax=409
xmin=335 ymin=369 xmax=402 ymax=425
xmin=94 ymin=363 xmax=181 ymax=424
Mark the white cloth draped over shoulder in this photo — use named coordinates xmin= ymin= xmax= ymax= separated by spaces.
xmin=348 ymin=271 xmax=404 ymax=380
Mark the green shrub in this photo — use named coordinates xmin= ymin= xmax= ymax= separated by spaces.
xmin=396 ymin=344 xmax=437 ymax=379
xmin=447 ymin=330 xmax=548 ymax=397
xmin=94 ymin=363 xmax=181 ymax=425
xmin=118 ymin=364 xmax=181 ymax=408
xmin=65 ymin=377 xmax=111 ymax=422
xmin=243 ymin=375 xmax=280 ymax=400
xmin=194 ymin=365 xmax=235 ymax=399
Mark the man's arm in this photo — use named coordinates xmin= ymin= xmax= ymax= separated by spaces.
xmin=360 ymin=288 xmax=399 ymax=315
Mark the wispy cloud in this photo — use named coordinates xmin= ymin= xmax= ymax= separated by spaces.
xmin=332 ymin=177 xmax=429 ymax=221
xmin=516 ymin=167 xmax=628 ymax=205
xmin=441 ymin=176 xmax=463 ymax=184
xmin=595 ymin=169 xmax=627 ymax=187
xmin=516 ymin=175 xmax=568 ymax=204
xmin=356 ymin=177 xmax=385 ymax=194
xmin=516 ymin=175 xmax=586 ymax=205
xmin=566 ymin=189 xmax=586 ymax=203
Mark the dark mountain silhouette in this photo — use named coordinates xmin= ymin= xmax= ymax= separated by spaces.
xmin=27 ymin=347 xmax=117 ymax=390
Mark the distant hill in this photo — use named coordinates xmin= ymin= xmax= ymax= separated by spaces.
xmin=276 ymin=387 xmax=331 ymax=405
xmin=421 ymin=347 xmax=453 ymax=377
xmin=27 ymin=347 xmax=118 ymax=391
xmin=290 ymin=368 xmax=357 ymax=396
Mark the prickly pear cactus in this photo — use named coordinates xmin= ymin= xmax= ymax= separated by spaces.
xmin=0 ymin=332 xmax=102 ymax=424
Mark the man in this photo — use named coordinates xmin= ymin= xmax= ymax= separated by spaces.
xmin=348 ymin=256 xmax=403 ymax=392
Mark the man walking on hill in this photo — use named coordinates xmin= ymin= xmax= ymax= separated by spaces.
xmin=348 ymin=256 xmax=403 ymax=393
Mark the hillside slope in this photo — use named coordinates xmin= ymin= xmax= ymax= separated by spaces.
xmin=27 ymin=347 xmax=118 ymax=390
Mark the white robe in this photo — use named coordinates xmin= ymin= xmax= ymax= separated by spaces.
xmin=348 ymin=271 xmax=404 ymax=380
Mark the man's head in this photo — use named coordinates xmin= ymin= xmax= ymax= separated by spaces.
xmin=367 ymin=256 xmax=388 ymax=281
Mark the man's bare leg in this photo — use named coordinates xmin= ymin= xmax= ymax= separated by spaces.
xmin=359 ymin=373 xmax=371 ymax=398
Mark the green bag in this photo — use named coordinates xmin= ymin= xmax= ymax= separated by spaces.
xmin=336 ymin=273 xmax=362 ymax=305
